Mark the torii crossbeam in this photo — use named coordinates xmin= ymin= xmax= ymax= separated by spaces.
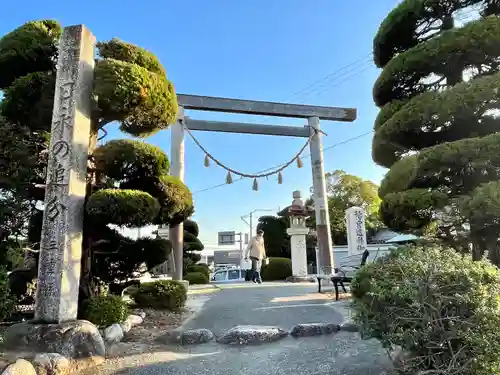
xmin=169 ymin=94 xmax=357 ymax=280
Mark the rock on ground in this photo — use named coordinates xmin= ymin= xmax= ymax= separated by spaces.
xmin=2 ymin=320 xmax=105 ymax=359
xmin=180 ymin=329 xmax=214 ymax=345
xmin=340 ymin=323 xmax=359 ymax=332
xmin=2 ymin=359 xmax=37 ymax=375
xmin=290 ymin=323 xmax=340 ymax=337
xmin=32 ymin=353 xmax=69 ymax=375
xmin=126 ymin=315 xmax=143 ymax=326
xmin=216 ymin=325 xmax=288 ymax=345
xmin=104 ymin=324 xmax=124 ymax=344
xmin=120 ymin=320 xmax=132 ymax=334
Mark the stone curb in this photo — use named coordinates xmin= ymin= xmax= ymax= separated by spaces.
xmin=102 ymin=311 xmax=146 ymax=344
xmin=0 ymin=354 xmax=102 ymax=375
xmin=0 ymin=311 xmax=145 ymax=375
xmin=172 ymin=322 xmax=360 ymax=347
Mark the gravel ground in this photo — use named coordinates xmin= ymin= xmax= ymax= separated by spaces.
xmin=108 ymin=295 xmax=212 ymax=358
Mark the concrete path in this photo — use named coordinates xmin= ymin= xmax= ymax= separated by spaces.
xmin=87 ymin=283 xmax=393 ymax=375
xmin=181 ymin=283 xmax=342 ymax=335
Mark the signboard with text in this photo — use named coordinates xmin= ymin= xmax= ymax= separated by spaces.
xmin=218 ymin=231 xmax=236 ymax=246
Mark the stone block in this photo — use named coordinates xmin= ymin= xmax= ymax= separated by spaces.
xmin=2 ymin=320 xmax=105 ymax=359
xmin=180 ymin=329 xmax=214 ymax=345
xmin=103 ymin=324 xmax=124 ymax=344
xmin=32 ymin=353 xmax=69 ymax=375
xmin=126 ymin=314 xmax=143 ymax=326
xmin=217 ymin=325 xmax=288 ymax=345
xmin=339 ymin=322 xmax=359 ymax=332
xmin=290 ymin=323 xmax=340 ymax=337
xmin=2 ymin=359 xmax=36 ymax=375
xmin=120 ymin=320 xmax=132 ymax=334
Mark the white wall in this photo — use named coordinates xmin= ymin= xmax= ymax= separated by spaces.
xmin=333 ymin=244 xmax=394 ymax=268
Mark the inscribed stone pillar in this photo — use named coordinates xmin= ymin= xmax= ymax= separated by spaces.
xmin=286 ymin=191 xmax=310 ymax=278
xmin=346 ymin=206 xmax=367 ymax=257
xmin=34 ymin=25 xmax=96 ymax=323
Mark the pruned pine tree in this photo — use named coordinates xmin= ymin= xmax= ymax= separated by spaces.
xmin=372 ymin=0 xmax=500 ymax=263
xmin=0 ymin=20 xmax=193 ymax=307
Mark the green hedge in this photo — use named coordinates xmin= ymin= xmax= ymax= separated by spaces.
xmin=83 ymin=295 xmax=129 ymax=328
xmin=186 ymin=265 xmax=209 ymax=277
xmin=351 ymin=244 xmax=500 ymax=375
xmin=184 ymin=272 xmax=209 ymax=285
xmin=132 ymin=280 xmax=186 ymax=310
xmin=261 ymin=257 xmax=292 ymax=281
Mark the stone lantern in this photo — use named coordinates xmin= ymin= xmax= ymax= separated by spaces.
xmin=286 ymin=191 xmax=311 ymax=280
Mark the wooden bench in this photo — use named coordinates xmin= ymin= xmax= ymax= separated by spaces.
xmin=316 ymin=250 xmax=370 ymax=301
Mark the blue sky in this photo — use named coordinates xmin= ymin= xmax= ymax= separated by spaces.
xmin=1 ymin=0 xmax=399 ymax=246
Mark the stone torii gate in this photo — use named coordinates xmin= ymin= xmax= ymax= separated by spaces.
xmin=169 ymin=94 xmax=357 ymax=280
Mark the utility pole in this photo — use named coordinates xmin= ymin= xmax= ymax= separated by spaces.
xmin=241 ymin=208 xmax=274 ymax=238
xmin=236 ymin=232 xmax=244 ymax=267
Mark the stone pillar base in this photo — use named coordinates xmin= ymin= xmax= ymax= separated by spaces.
xmin=285 ymin=276 xmax=315 ymax=283
xmin=2 ymin=320 xmax=105 ymax=360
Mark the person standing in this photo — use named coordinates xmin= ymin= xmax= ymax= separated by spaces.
xmin=245 ymin=229 xmax=267 ymax=284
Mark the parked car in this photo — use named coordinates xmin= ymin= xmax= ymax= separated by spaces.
xmin=211 ymin=267 xmax=249 ymax=283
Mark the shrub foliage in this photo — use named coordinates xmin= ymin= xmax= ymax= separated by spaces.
xmin=132 ymin=280 xmax=187 ymax=310
xmin=261 ymin=257 xmax=292 ymax=281
xmin=83 ymin=295 xmax=129 ymax=328
xmin=351 ymin=244 xmax=500 ymax=375
xmin=184 ymin=272 xmax=209 ymax=285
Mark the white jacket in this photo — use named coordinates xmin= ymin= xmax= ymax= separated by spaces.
xmin=245 ymin=236 xmax=266 ymax=260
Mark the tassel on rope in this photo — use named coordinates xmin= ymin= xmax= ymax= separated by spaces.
xmin=226 ymin=171 xmax=233 ymax=184
xmin=297 ymin=156 xmax=303 ymax=168
xmin=204 ymin=154 xmax=210 ymax=167
xmin=278 ymin=171 xmax=283 ymax=184
xmin=252 ymin=178 xmax=259 ymax=191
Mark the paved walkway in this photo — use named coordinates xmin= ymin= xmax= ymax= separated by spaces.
xmin=87 ymin=283 xmax=392 ymax=375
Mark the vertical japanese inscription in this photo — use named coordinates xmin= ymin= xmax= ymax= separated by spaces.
xmin=35 ymin=25 xmax=95 ymax=323
xmin=346 ymin=207 xmax=367 ymax=255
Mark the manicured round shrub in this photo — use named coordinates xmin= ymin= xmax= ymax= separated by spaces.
xmin=261 ymin=257 xmax=292 ymax=281
xmin=83 ymin=295 xmax=129 ymax=328
xmin=184 ymin=272 xmax=209 ymax=285
xmin=351 ymin=244 xmax=500 ymax=375
xmin=186 ymin=265 xmax=209 ymax=278
xmin=86 ymin=189 xmax=160 ymax=227
xmin=132 ymin=280 xmax=186 ymax=310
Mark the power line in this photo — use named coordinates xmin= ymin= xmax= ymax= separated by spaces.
xmin=193 ymin=130 xmax=373 ymax=194
xmin=286 ymin=53 xmax=374 ymax=102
